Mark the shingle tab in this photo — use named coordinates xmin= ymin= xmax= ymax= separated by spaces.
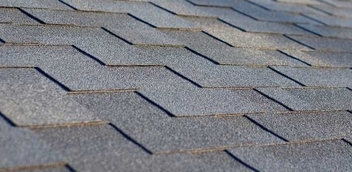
xmin=281 ymin=50 xmax=352 ymax=67
xmin=256 ymin=87 xmax=352 ymax=111
xmin=297 ymin=24 xmax=352 ymax=39
xmin=0 ymin=68 xmax=101 ymax=126
xmin=0 ymin=120 xmax=64 ymax=170
xmin=271 ymin=66 xmax=352 ymax=87
xmin=310 ymin=4 xmax=352 ymax=17
xmin=0 ymin=0 xmax=73 ymax=10
xmin=249 ymin=111 xmax=352 ymax=141
xmin=228 ymin=140 xmax=352 ymax=171
xmin=303 ymin=13 xmax=352 ymax=28
xmin=231 ymin=0 xmax=317 ymax=24
xmin=72 ymin=92 xmax=285 ymax=152
xmin=32 ymin=124 xmax=251 ymax=172
xmin=288 ymin=35 xmax=352 ymax=51
xmin=0 ymin=8 xmax=38 ymax=24
xmin=248 ymin=0 xmax=326 ymax=14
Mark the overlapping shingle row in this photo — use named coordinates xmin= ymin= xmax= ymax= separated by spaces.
xmin=0 ymin=0 xmax=352 ymax=171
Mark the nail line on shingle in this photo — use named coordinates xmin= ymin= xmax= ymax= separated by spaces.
xmin=0 ymin=162 xmax=67 ymax=172
xmin=20 ymin=120 xmax=108 ymax=129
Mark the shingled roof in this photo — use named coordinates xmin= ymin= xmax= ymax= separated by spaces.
xmin=1 ymin=0 xmax=352 ymax=171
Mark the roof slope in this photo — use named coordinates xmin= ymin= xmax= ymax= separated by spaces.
xmin=0 ymin=0 xmax=352 ymax=171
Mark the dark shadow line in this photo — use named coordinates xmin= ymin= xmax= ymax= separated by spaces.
xmin=18 ymin=8 xmax=46 ymax=24
xmin=277 ymin=50 xmax=312 ymax=66
xmin=244 ymin=115 xmax=289 ymax=142
xmin=71 ymin=45 xmax=106 ymax=66
xmin=109 ymin=123 xmax=153 ymax=155
xmin=267 ymin=66 xmax=306 ymax=87
xmin=230 ymin=8 xmax=259 ymax=21
xmin=307 ymin=5 xmax=333 ymax=16
xmin=201 ymin=31 xmax=234 ymax=47
xmin=293 ymin=24 xmax=323 ymax=37
xmin=135 ymin=91 xmax=175 ymax=117
xmin=127 ymin=13 xmax=157 ymax=29
xmin=300 ymin=14 xmax=327 ymax=26
xmin=346 ymin=87 xmax=352 ymax=92
xmin=253 ymin=88 xmax=294 ymax=111
xmin=0 ymin=111 xmax=16 ymax=126
xmin=165 ymin=66 xmax=203 ymax=88
xmin=101 ymin=27 xmax=134 ymax=45
xmin=217 ymin=18 xmax=247 ymax=32
xmin=58 ymin=0 xmax=78 ymax=10
xmin=342 ymin=138 xmax=352 ymax=147
xmin=35 ymin=67 xmax=71 ymax=92
xmin=347 ymin=110 xmax=352 ymax=114
xmin=149 ymin=2 xmax=177 ymax=15
xmin=283 ymin=35 xmax=315 ymax=50
xmin=0 ymin=38 xmax=5 ymax=44
xmin=224 ymin=150 xmax=260 ymax=172
xmin=65 ymin=164 xmax=77 ymax=172
xmin=185 ymin=47 xmax=220 ymax=65
xmin=245 ymin=0 xmax=271 ymax=11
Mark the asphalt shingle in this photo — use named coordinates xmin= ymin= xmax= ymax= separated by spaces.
xmin=72 ymin=92 xmax=285 ymax=152
xmin=0 ymin=8 xmax=38 ymax=24
xmin=228 ymin=140 xmax=352 ymax=171
xmin=16 ymin=166 xmax=71 ymax=172
xmin=310 ymin=4 xmax=352 ymax=17
xmin=288 ymin=35 xmax=352 ymax=51
xmin=0 ymin=0 xmax=73 ymax=10
xmin=281 ymin=49 xmax=352 ymax=67
xmin=0 ymin=68 xmax=101 ymax=126
xmin=256 ymin=87 xmax=352 ymax=111
xmin=249 ymin=111 xmax=352 ymax=141
xmin=0 ymin=119 xmax=64 ymax=170
xmin=231 ymin=0 xmax=317 ymax=24
xmin=32 ymin=124 xmax=251 ymax=172
xmin=271 ymin=66 xmax=352 ymax=87
xmin=303 ymin=13 xmax=352 ymax=27
xmin=298 ymin=23 xmax=352 ymax=39
xmin=248 ymin=0 xmax=326 ymax=14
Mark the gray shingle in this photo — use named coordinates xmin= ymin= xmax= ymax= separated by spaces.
xmin=61 ymin=0 xmax=198 ymax=30
xmin=271 ymin=66 xmax=352 ymax=87
xmin=0 ymin=68 xmax=101 ymax=126
xmin=310 ymin=4 xmax=352 ymax=17
xmin=228 ymin=140 xmax=352 ymax=172
xmin=303 ymin=13 xmax=352 ymax=27
xmin=71 ymin=92 xmax=285 ymax=152
xmin=0 ymin=120 xmax=64 ymax=170
xmin=256 ymin=87 xmax=352 ymax=111
xmin=297 ymin=24 xmax=352 ymax=39
xmin=222 ymin=18 xmax=313 ymax=35
xmin=0 ymin=8 xmax=38 ymax=24
xmin=280 ymin=49 xmax=352 ymax=67
xmin=32 ymin=124 xmax=251 ymax=172
xmin=231 ymin=0 xmax=317 ymax=24
xmin=206 ymin=28 xmax=311 ymax=50
xmin=149 ymin=0 xmax=214 ymax=17
xmin=0 ymin=0 xmax=73 ymax=10
xmin=140 ymin=88 xmax=288 ymax=116
xmin=23 ymin=9 xmax=182 ymax=46
xmin=275 ymin=0 xmax=325 ymax=5
xmin=187 ymin=0 xmax=235 ymax=7
xmin=249 ymin=111 xmax=352 ymax=141
xmin=15 ymin=166 xmax=71 ymax=172
xmin=288 ymin=35 xmax=352 ymax=51
xmin=248 ymin=0 xmax=326 ymax=15
xmin=320 ymin=0 xmax=352 ymax=9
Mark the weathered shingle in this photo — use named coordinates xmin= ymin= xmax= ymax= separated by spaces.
xmin=297 ymin=24 xmax=352 ymax=39
xmin=288 ymin=35 xmax=352 ymax=51
xmin=302 ymin=13 xmax=352 ymax=28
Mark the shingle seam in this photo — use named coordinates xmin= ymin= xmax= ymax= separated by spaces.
xmin=0 ymin=111 xmax=16 ymax=127
xmin=17 ymin=8 xmax=46 ymax=24
xmin=274 ymin=109 xmax=351 ymax=115
xmin=201 ymin=31 xmax=234 ymax=47
xmin=71 ymin=45 xmax=106 ymax=65
xmin=217 ymin=18 xmax=247 ymax=32
xmin=100 ymin=27 xmax=133 ymax=45
xmin=267 ymin=66 xmax=306 ymax=86
xmin=58 ymin=0 xmax=78 ymax=10
xmin=135 ymin=91 xmax=175 ymax=117
xmin=18 ymin=121 xmax=107 ymax=129
xmin=342 ymin=138 xmax=352 ymax=147
xmin=300 ymin=13 xmax=327 ymax=25
xmin=35 ymin=67 xmax=71 ymax=92
xmin=66 ymin=89 xmax=138 ymax=94
xmin=65 ymin=164 xmax=77 ymax=172
xmin=243 ymin=115 xmax=289 ymax=142
xmin=109 ymin=123 xmax=154 ymax=155
xmin=127 ymin=13 xmax=157 ymax=29
xmin=277 ymin=50 xmax=312 ymax=66
xmin=0 ymin=162 xmax=67 ymax=172
xmin=293 ymin=23 xmax=323 ymax=37
xmin=224 ymin=150 xmax=260 ymax=172
xmin=149 ymin=2 xmax=177 ymax=15
xmin=283 ymin=35 xmax=315 ymax=50
xmin=165 ymin=66 xmax=203 ymax=88
xmin=172 ymin=112 xmax=265 ymax=118
xmin=185 ymin=47 xmax=220 ymax=65
xmin=230 ymin=8 xmax=260 ymax=21
xmin=253 ymin=88 xmax=294 ymax=111
xmin=185 ymin=0 xmax=233 ymax=8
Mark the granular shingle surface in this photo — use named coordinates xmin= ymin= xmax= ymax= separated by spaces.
xmin=1 ymin=0 xmax=352 ymax=171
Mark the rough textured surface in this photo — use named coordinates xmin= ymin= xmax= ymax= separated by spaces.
xmin=2 ymin=0 xmax=352 ymax=171
xmin=228 ymin=140 xmax=352 ymax=172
